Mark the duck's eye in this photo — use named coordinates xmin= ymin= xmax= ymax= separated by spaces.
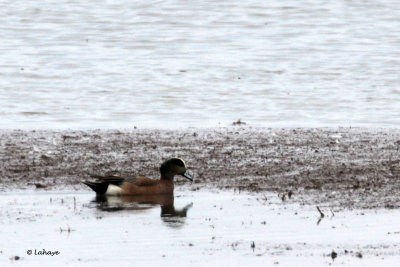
xmin=172 ymin=158 xmax=185 ymax=167
xmin=177 ymin=161 xmax=184 ymax=167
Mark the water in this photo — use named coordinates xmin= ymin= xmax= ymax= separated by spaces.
xmin=1 ymin=0 xmax=400 ymax=129
xmin=1 ymin=191 xmax=399 ymax=266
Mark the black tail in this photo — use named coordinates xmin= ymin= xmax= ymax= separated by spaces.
xmin=82 ymin=181 xmax=109 ymax=195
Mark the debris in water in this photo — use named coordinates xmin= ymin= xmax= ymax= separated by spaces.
xmin=59 ymin=225 xmax=75 ymax=233
xmin=316 ymin=206 xmax=325 ymax=218
xmin=331 ymin=250 xmax=337 ymax=260
xmin=316 ymin=206 xmax=325 ymax=225
xmin=35 ymin=183 xmax=47 ymax=189
xmin=230 ymin=242 xmax=239 ymax=250
xmin=256 ymin=194 xmax=268 ymax=205
xmin=232 ymin=119 xmax=246 ymax=125
xmin=330 ymin=208 xmax=335 ymax=217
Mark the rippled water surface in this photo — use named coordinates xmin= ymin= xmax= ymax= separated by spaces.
xmin=1 ymin=191 xmax=399 ymax=266
xmin=1 ymin=0 xmax=399 ymax=128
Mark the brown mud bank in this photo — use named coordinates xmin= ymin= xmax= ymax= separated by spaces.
xmin=1 ymin=127 xmax=399 ymax=209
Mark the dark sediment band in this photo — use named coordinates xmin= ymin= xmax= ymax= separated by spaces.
xmin=1 ymin=127 xmax=399 ymax=209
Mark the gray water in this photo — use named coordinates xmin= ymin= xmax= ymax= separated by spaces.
xmin=1 ymin=0 xmax=400 ymax=129
xmin=1 ymin=191 xmax=399 ymax=266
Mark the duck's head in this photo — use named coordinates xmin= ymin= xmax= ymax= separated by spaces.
xmin=160 ymin=158 xmax=193 ymax=181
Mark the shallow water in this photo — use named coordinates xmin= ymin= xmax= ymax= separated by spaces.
xmin=1 ymin=1 xmax=400 ymax=129
xmin=1 ymin=190 xmax=399 ymax=266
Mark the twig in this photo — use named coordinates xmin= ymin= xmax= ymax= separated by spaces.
xmin=316 ymin=206 xmax=325 ymax=225
xmin=251 ymin=241 xmax=255 ymax=251
xmin=316 ymin=206 xmax=325 ymax=218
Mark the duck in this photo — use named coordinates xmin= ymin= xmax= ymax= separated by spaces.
xmin=82 ymin=158 xmax=193 ymax=196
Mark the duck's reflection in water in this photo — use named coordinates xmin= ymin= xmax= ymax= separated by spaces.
xmin=93 ymin=194 xmax=193 ymax=228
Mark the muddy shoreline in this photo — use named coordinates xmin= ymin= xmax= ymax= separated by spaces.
xmin=1 ymin=127 xmax=399 ymax=209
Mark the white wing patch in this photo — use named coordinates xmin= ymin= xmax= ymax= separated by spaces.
xmin=105 ymin=184 xmax=122 ymax=196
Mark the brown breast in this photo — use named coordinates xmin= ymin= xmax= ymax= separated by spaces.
xmin=121 ymin=179 xmax=174 ymax=195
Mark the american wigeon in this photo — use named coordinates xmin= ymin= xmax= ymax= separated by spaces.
xmin=83 ymin=158 xmax=193 ymax=195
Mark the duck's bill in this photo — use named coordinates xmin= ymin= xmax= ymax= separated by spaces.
xmin=182 ymin=172 xmax=193 ymax=181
